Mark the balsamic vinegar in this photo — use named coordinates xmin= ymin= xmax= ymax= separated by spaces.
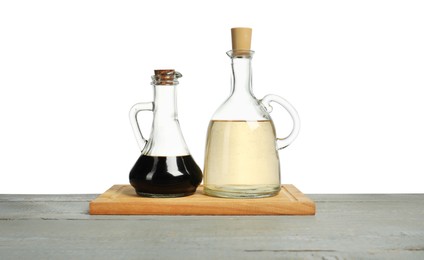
xmin=130 ymin=155 xmax=202 ymax=197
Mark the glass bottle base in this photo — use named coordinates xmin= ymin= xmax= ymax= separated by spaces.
xmin=203 ymin=185 xmax=281 ymax=198
xmin=136 ymin=191 xmax=195 ymax=198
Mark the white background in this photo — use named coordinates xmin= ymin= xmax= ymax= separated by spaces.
xmin=1 ymin=1 xmax=423 ymax=194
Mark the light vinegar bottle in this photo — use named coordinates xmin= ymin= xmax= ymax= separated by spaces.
xmin=203 ymin=28 xmax=300 ymax=198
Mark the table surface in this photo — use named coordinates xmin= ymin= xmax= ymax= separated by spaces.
xmin=1 ymin=194 xmax=423 ymax=260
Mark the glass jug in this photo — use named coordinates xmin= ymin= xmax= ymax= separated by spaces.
xmin=129 ymin=70 xmax=202 ymax=197
xmin=203 ymin=28 xmax=300 ymax=198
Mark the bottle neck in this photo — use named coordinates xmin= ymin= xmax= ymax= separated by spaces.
xmin=230 ymin=56 xmax=254 ymax=98
xmin=152 ymin=85 xmax=178 ymax=120
xmin=210 ymin=51 xmax=270 ymax=121
xmin=143 ymin=84 xmax=189 ymax=156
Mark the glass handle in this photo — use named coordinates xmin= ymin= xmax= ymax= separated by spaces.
xmin=260 ymin=94 xmax=300 ymax=150
xmin=129 ymin=102 xmax=154 ymax=151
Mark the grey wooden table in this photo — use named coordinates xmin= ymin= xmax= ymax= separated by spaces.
xmin=1 ymin=194 xmax=423 ymax=259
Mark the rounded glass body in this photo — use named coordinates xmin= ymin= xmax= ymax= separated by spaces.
xmin=203 ymin=51 xmax=300 ymax=198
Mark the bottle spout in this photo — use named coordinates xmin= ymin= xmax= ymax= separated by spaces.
xmin=151 ymin=69 xmax=182 ymax=85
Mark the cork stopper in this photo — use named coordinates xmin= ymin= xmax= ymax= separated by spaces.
xmin=151 ymin=69 xmax=182 ymax=85
xmin=231 ymin=27 xmax=252 ymax=55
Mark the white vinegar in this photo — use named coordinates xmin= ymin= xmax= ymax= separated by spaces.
xmin=203 ymin=120 xmax=281 ymax=198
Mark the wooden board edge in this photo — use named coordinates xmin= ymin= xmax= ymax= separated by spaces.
xmin=89 ymin=201 xmax=316 ymax=215
xmin=282 ymin=184 xmax=316 ymax=215
xmin=89 ymin=184 xmax=316 ymax=215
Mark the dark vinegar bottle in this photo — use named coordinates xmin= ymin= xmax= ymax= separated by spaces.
xmin=128 ymin=70 xmax=203 ymax=197
xmin=130 ymin=155 xmax=202 ymax=197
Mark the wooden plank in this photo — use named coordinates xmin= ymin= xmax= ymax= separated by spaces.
xmin=1 ymin=194 xmax=424 ymax=259
xmin=0 ymin=194 xmax=96 ymax=202
xmin=1 ymin=216 xmax=423 ymax=259
xmin=2 ymin=193 xmax=423 ymax=202
xmin=89 ymin=184 xmax=316 ymax=215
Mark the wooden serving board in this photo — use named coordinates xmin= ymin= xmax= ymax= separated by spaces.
xmin=89 ymin=185 xmax=315 ymax=215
